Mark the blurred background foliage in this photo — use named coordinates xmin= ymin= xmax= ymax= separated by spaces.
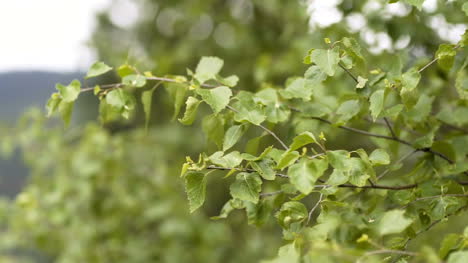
xmin=0 ymin=0 xmax=467 ymax=262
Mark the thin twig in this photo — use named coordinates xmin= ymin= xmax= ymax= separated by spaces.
xmin=260 ymin=190 xmax=283 ymax=197
xmin=357 ymin=249 xmax=418 ymax=263
xmin=417 ymin=44 xmax=460 ymax=73
xmin=307 ymin=193 xmax=324 ymax=225
xmin=207 ymin=165 xmax=419 ymax=190
xmin=402 ymin=194 xmax=468 ymax=209
xmin=377 ymin=149 xmax=418 ymax=180
xmin=418 ymin=57 xmax=438 ymax=73
xmin=383 ymin=117 xmax=397 ymax=139
xmin=338 ymin=63 xmax=359 ymax=83
xmin=227 ymin=105 xmax=289 ymax=150
xmin=206 ymin=165 xmax=289 ymax=178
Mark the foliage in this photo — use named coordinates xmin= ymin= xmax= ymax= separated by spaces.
xmin=2 ymin=0 xmax=468 ymax=262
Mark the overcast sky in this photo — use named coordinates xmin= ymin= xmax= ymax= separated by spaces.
xmin=0 ymin=0 xmax=464 ymax=73
xmin=0 ymin=0 xmax=111 ymax=73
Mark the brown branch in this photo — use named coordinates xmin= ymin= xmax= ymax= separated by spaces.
xmin=402 ymin=194 xmax=468 ymax=209
xmin=307 ymin=193 xmax=324 ymax=225
xmin=383 ymin=117 xmax=397 ymax=139
xmin=206 ymin=165 xmax=418 ymax=190
xmin=338 ymin=63 xmax=358 ymax=83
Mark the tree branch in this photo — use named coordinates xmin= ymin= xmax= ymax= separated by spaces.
xmin=227 ymin=105 xmax=289 ymax=150
xmin=206 ymin=165 xmax=418 ymax=190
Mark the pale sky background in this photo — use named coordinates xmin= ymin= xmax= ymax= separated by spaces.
xmin=0 ymin=0 xmax=111 ymax=73
xmin=0 ymin=0 xmax=465 ymax=73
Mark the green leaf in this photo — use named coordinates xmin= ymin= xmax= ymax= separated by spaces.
xmin=276 ymin=201 xmax=308 ymax=229
xmin=141 ymin=87 xmax=156 ymax=130
xmin=117 ymin=64 xmax=137 ymax=78
xmin=439 ymin=234 xmax=461 ymax=259
xmin=447 ymin=251 xmax=468 ymax=263
xmin=105 ymin=89 xmax=136 ymax=119
xmin=289 ymin=132 xmax=317 ymax=152
xmin=196 ymin=86 xmax=232 ymax=114
xmin=216 ymin=75 xmax=239 ymax=87
xmin=184 ymin=172 xmax=207 ymax=213
xmin=455 ymin=58 xmax=468 ymax=100
xmin=202 ymin=114 xmax=225 ymax=149
xmin=56 ymin=80 xmax=81 ymax=102
xmin=250 ymin=159 xmax=276 ymax=180
xmin=369 ymin=149 xmax=390 ymax=166
xmin=230 ymin=172 xmax=262 ymax=203
xmin=288 ymin=158 xmax=328 ymax=194
xmin=401 ymin=0 xmax=425 ymax=10
xmin=326 ymin=169 xmax=349 ymax=185
xmin=232 ymin=91 xmax=266 ymax=125
xmin=195 ymin=56 xmax=224 ymax=83
xmin=336 ymin=100 xmax=360 ymax=123
xmin=378 ymin=210 xmax=413 ymax=236
xmin=369 ymin=90 xmax=385 ymax=121
xmin=327 ymin=150 xmax=350 ymax=170
xmin=86 ymin=61 xmax=112 ymax=79
xmin=341 ymin=37 xmax=367 ymax=76
xmin=276 ymin=151 xmax=300 ymax=170
xmin=356 ymin=76 xmax=368 ymax=89
xmin=209 ymin=151 xmax=243 ymax=168
xmin=245 ymin=200 xmax=272 ymax=226
xmin=262 ymin=243 xmax=300 ymax=263
xmin=223 ymin=125 xmax=247 ymax=151
xmin=106 ymin=89 xmax=127 ymax=109
xmin=281 ymin=78 xmax=314 ymax=101
xmin=436 ymin=44 xmax=457 ymax=71
xmin=463 ymin=2 xmax=468 ymax=16
xmin=311 ymin=47 xmax=340 ymax=76
xmin=59 ymin=101 xmax=74 ymax=126
xmin=166 ymin=82 xmax=188 ymax=119
xmin=178 ymin=96 xmax=202 ymax=125
xmin=401 ymin=67 xmax=421 ymax=93
xmin=347 ymin=158 xmax=370 ymax=187
xmin=211 ymin=200 xmax=237 ymax=220
xmin=122 ymin=74 xmax=147 ymax=88
xmin=46 ymin=93 xmax=61 ymax=117
xmin=304 ymin=65 xmax=328 ymax=83
xmin=406 ymin=94 xmax=434 ymax=123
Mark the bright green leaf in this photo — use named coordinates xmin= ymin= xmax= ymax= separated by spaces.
xmin=209 ymin=151 xmax=243 ymax=168
xmin=195 ymin=56 xmax=224 ymax=83
xmin=141 ymin=87 xmax=156 ymax=130
xmin=223 ymin=125 xmax=247 ymax=151
xmin=229 ymin=172 xmax=262 ymax=203
xmin=122 ymin=74 xmax=147 ymax=88
xmin=311 ymin=47 xmax=340 ymax=76
xmin=184 ymin=172 xmax=207 ymax=213
xmin=178 ymin=96 xmax=202 ymax=125
xmin=250 ymin=159 xmax=276 ymax=180
xmin=447 ymin=251 xmax=468 ymax=263
xmin=378 ymin=209 xmax=413 ymax=236
xmin=436 ymin=44 xmax=457 ymax=71
xmin=401 ymin=0 xmax=425 ymax=10
xmin=336 ymin=100 xmax=360 ymax=123
xmin=289 ymin=132 xmax=317 ymax=152
xmin=370 ymin=89 xmax=385 ymax=121
xmin=369 ymin=149 xmax=390 ymax=166
xmin=196 ymin=86 xmax=232 ymax=114
xmin=288 ymin=158 xmax=328 ymax=194
xmin=276 ymin=151 xmax=300 ymax=170
xmin=56 ymin=80 xmax=81 ymax=102
xmin=86 ymin=61 xmax=113 ymax=79
xmin=202 ymin=114 xmax=225 ymax=149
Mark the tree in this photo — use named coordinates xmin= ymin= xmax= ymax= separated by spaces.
xmin=1 ymin=0 xmax=468 ymax=262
